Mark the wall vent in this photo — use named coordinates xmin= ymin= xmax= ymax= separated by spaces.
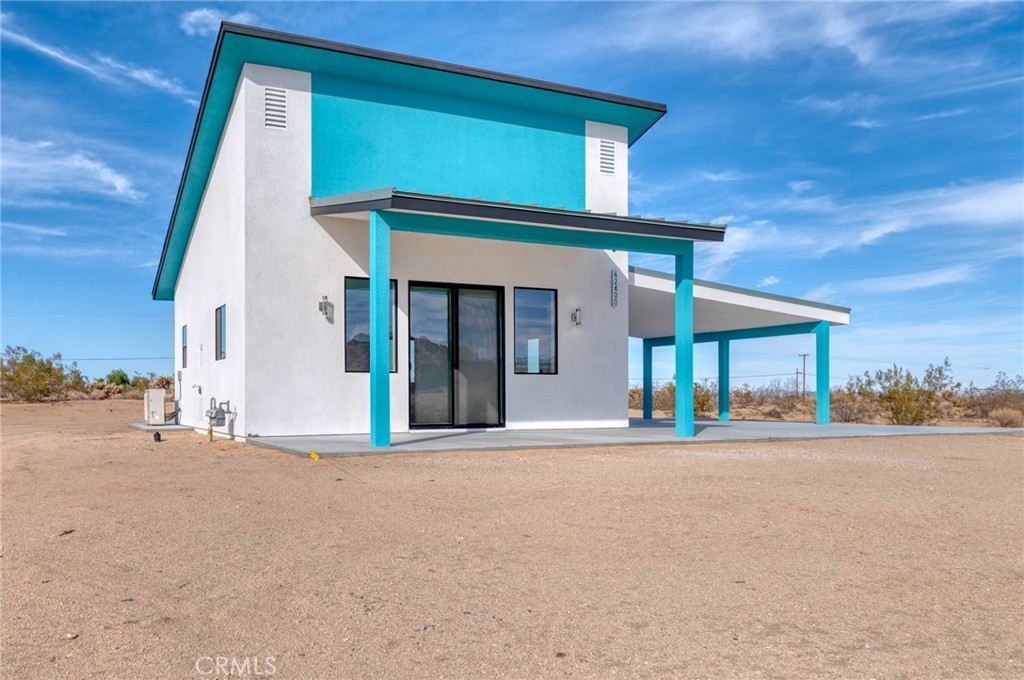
xmin=599 ymin=139 xmax=616 ymax=175
xmin=264 ymin=87 xmax=287 ymax=129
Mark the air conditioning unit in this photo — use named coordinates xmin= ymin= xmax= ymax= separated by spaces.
xmin=144 ymin=388 xmax=167 ymax=425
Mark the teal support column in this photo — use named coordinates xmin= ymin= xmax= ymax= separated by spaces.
xmin=369 ymin=211 xmax=391 ymax=447
xmin=675 ymin=242 xmax=695 ymax=437
xmin=718 ymin=340 xmax=730 ymax=422
xmin=642 ymin=339 xmax=653 ymax=419
xmin=815 ymin=321 xmax=830 ymax=425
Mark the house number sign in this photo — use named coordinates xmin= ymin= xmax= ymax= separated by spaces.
xmin=611 ymin=269 xmax=619 ymax=307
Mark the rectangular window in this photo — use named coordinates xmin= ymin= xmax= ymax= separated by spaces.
xmin=215 ymin=305 xmax=226 ymax=361
xmin=345 ymin=277 xmax=397 ymax=372
xmin=514 ymin=287 xmax=557 ymax=374
xmin=182 ymin=325 xmax=188 ymax=368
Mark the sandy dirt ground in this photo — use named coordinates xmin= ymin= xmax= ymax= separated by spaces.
xmin=2 ymin=400 xmax=1021 ymax=679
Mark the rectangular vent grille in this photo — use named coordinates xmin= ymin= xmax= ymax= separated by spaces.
xmin=599 ymin=140 xmax=616 ymax=174
xmin=264 ymin=87 xmax=287 ymax=129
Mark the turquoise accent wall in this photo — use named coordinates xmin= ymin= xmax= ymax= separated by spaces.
xmin=312 ymin=74 xmax=585 ymax=209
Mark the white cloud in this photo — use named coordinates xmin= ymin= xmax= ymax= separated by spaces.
xmin=911 ymin=107 xmax=973 ymax=122
xmin=804 ymin=264 xmax=976 ymax=301
xmin=1 ymin=222 xmax=68 ymax=239
xmin=1 ymin=137 xmax=145 ymax=203
xmin=180 ymin=8 xmax=258 ymax=37
xmin=602 ymin=2 xmax=881 ymax=64
xmin=701 ymin=170 xmax=746 ymax=182
xmin=94 ymin=56 xmax=199 ymax=107
xmin=797 ymin=93 xmax=880 ymax=115
xmin=787 ymin=180 xmax=814 ymax=194
xmin=1 ymin=20 xmax=197 ymax=105
xmin=756 ymin=275 xmax=781 ymax=288
xmin=849 ymin=118 xmax=884 ymax=129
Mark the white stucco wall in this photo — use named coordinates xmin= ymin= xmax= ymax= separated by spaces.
xmin=585 ymin=121 xmax=629 ymax=215
xmin=176 ymin=64 xmax=634 ymax=437
xmin=173 ymin=77 xmax=247 ymax=437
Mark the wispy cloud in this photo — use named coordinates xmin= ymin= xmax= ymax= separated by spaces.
xmin=701 ymin=170 xmax=746 ymax=183
xmin=1 ymin=221 xmax=68 ymax=239
xmin=1 ymin=18 xmax=197 ymax=105
xmin=849 ymin=118 xmax=884 ymax=129
xmin=805 ymin=264 xmax=976 ymax=301
xmin=756 ymin=275 xmax=781 ymax=289
xmin=1 ymin=137 xmax=145 ymax=203
xmin=911 ymin=107 xmax=973 ymax=122
xmin=180 ymin=8 xmax=258 ymax=37
xmin=94 ymin=56 xmax=199 ymax=106
xmin=2 ymin=243 xmax=133 ymax=260
xmin=797 ymin=93 xmax=880 ymax=115
xmin=787 ymin=180 xmax=814 ymax=194
xmin=681 ymin=176 xmax=1023 ymax=280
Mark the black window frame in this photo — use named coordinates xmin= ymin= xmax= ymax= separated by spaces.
xmin=182 ymin=324 xmax=188 ymax=368
xmin=513 ymin=286 xmax=558 ymax=375
xmin=344 ymin=276 xmax=398 ymax=373
xmin=214 ymin=305 xmax=226 ymax=361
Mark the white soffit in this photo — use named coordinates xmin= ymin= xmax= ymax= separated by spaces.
xmin=628 ymin=268 xmax=850 ymax=339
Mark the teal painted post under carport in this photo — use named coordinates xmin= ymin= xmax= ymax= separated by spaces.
xmin=718 ymin=340 xmax=730 ymax=422
xmin=675 ymin=243 xmax=695 ymax=437
xmin=369 ymin=211 xmax=391 ymax=447
xmin=816 ymin=321 xmax=830 ymax=425
xmin=642 ymin=339 xmax=654 ymax=419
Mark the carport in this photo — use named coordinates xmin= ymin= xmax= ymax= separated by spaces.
xmin=628 ymin=266 xmax=851 ymax=425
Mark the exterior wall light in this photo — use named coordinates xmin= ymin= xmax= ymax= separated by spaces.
xmin=571 ymin=308 xmax=582 ymax=326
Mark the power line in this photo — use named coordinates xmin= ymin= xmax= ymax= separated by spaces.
xmin=64 ymin=357 xmax=173 ymax=362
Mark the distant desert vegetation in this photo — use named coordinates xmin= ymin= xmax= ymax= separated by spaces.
xmin=3 ymin=345 xmax=1022 ymax=427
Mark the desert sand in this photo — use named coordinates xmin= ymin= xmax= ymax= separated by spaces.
xmin=2 ymin=400 xmax=1021 ymax=678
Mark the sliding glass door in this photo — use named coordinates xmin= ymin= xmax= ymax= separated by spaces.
xmin=409 ymin=283 xmax=503 ymax=428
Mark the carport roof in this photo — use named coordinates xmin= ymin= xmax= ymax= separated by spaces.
xmin=629 ymin=266 xmax=851 ymax=339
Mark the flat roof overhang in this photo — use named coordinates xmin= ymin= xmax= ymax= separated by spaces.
xmin=311 ymin=189 xmax=726 ymax=253
xmin=629 ymin=266 xmax=851 ymax=338
xmin=152 ymin=23 xmax=669 ymax=300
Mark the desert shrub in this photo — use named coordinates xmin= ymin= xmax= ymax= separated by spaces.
xmin=106 ymin=368 xmax=131 ymax=386
xmin=731 ymin=384 xmax=755 ymax=408
xmin=850 ymin=358 xmax=959 ymax=425
xmin=0 ymin=346 xmax=68 ymax=401
xmin=830 ymin=389 xmax=875 ymax=423
xmin=654 ymin=380 xmax=676 ymax=416
xmin=965 ymin=373 xmax=1024 ymax=417
xmin=66 ymin=365 xmax=89 ymax=392
xmin=645 ymin=378 xmax=718 ymax=417
xmin=990 ymin=408 xmax=1024 ymax=428
xmin=628 ymin=385 xmax=643 ymax=410
xmin=693 ymin=379 xmax=717 ymax=414
xmin=762 ymin=406 xmax=784 ymax=420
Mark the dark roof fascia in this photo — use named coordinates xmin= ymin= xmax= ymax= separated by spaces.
xmin=312 ymin=190 xmax=727 ymax=243
xmin=219 ymin=23 xmax=668 ymax=117
xmin=629 ymin=266 xmax=852 ymax=314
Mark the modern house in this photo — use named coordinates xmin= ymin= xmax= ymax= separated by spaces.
xmin=153 ymin=23 xmax=850 ymax=447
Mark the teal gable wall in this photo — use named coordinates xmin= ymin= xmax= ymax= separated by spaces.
xmin=312 ymin=73 xmax=586 ymax=209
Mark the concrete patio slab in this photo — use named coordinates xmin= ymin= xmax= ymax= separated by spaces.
xmin=249 ymin=418 xmax=1021 ymax=457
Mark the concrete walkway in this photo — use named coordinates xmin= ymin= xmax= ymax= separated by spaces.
xmin=249 ymin=418 xmax=1019 ymax=457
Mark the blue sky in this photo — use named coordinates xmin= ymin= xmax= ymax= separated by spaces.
xmin=2 ymin=2 xmax=1022 ymax=389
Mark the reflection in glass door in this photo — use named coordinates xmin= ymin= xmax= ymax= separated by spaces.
xmin=409 ymin=286 xmax=452 ymax=426
xmin=409 ymin=284 xmax=503 ymax=428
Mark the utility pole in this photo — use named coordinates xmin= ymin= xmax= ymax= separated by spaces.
xmin=798 ymin=353 xmax=810 ymax=398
